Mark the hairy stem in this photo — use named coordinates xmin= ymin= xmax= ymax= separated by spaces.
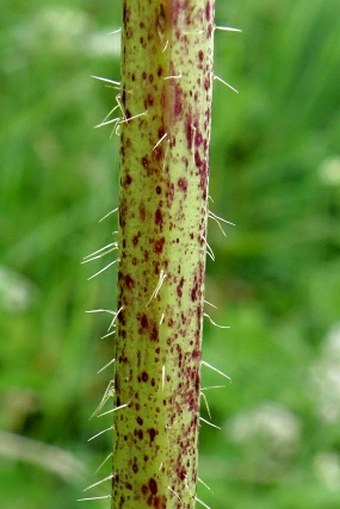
xmin=112 ymin=1 xmax=215 ymax=507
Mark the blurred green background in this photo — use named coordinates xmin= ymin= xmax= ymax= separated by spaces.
xmin=1 ymin=1 xmax=340 ymax=508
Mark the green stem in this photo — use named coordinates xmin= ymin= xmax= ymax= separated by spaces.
xmin=112 ymin=1 xmax=215 ymax=507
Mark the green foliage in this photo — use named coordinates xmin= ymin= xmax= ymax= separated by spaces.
xmin=0 ymin=0 xmax=340 ymax=508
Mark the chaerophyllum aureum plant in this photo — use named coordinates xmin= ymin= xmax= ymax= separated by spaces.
xmin=81 ymin=1 xmax=239 ymax=508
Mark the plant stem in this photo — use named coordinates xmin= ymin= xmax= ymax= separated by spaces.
xmin=112 ymin=1 xmax=215 ymax=507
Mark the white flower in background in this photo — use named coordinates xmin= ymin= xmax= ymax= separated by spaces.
xmin=318 ymin=156 xmax=340 ymax=186
xmin=321 ymin=322 xmax=340 ymax=358
xmin=86 ymin=29 xmax=121 ymax=57
xmin=227 ymin=402 xmax=301 ymax=457
xmin=0 ymin=265 xmax=38 ymax=312
xmin=313 ymin=452 xmax=340 ymax=491
xmin=310 ymin=323 xmax=340 ymax=423
xmin=13 ymin=6 xmax=89 ymax=56
xmin=11 ymin=6 xmax=120 ymax=59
